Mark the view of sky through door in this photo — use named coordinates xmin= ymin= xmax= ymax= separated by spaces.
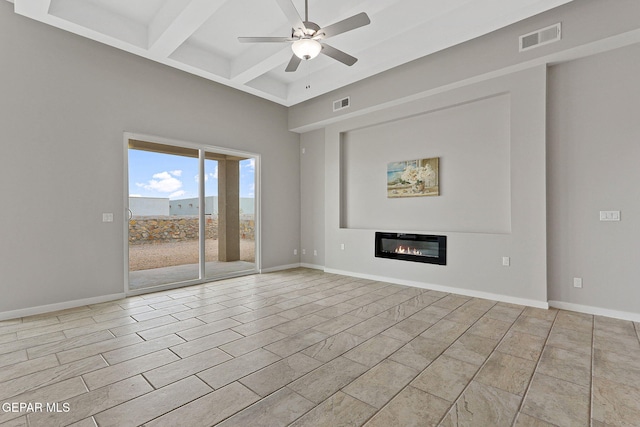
xmin=128 ymin=149 xmax=255 ymax=199
xmin=128 ymin=143 xmax=256 ymax=291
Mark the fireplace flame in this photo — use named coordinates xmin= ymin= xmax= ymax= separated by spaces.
xmin=394 ymin=246 xmax=424 ymax=256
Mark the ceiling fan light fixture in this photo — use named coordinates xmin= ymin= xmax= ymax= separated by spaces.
xmin=292 ymin=38 xmax=322 ymax=60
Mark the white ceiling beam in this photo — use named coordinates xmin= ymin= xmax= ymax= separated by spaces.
xmin=47 ymin=0 xmax=148 ymax=48
xmin=14 ymin=0 xmax=50 ymax=17
xmin=147 ymin=0 xmax=190 ymax=48
xmin=147 ymin=0 xmax=230 ymax=58
xmin=230 ymin=46 xmax=293 ymax=84
xmin=245 ymin=74 xmax=289 ymax=100
xmin=169 ymin=41 xmax=231 ymax=80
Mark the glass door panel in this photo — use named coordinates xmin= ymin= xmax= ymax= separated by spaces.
xmin=239 ymin=158 xmax=256 ymax=267
xmin=128 ymin=142 xmax=200 ymax=290
xmin=203 ymin=153 xmax=256 ymax=280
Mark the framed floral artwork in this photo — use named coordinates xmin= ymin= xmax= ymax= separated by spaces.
xmin=387 ymin=157 xmax=439 ymax=198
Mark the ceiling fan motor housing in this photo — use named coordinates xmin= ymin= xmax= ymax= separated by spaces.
xmin=293 ymin=21 xmax=321 ymax=39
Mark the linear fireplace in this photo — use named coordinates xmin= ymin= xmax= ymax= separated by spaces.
xmin=375 ymin=232 xmax=447 ymax=265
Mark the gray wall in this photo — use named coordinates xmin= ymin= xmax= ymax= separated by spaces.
xmin=547 ymin=44 xmax=640 ymax=313
xmin=300 ymin=129 xmax=325 ymax=268
xmin=321 ymin=67 xmax=548 ymax=306
xmin=341 ymin=94 xmax=511 ymax=233
xmin=0 ymin=2 xmax=299 ymax=314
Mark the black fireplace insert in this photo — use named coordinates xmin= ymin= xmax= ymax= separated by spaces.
xmin=375 ymin=232 xmax=446 ymax=265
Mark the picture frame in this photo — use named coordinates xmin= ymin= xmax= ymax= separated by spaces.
xmin=387 ymin=157 xmax=439 ymax=198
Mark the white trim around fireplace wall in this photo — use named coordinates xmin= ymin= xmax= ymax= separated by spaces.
xmin=549 ymin=301 xmax=640 ymax=323
xmin=325 ymin=268 xmax=549 ymax=310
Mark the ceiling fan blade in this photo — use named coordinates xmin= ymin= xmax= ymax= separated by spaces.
xmin=238 ymin=37 xmax=294 ymax=43
xmin=285 ymin=54 xmax=302 ymax=72
xmin=320 ymin=43 xmax=358 ymax=66
xmin=317 ymin=12 xmax=370 ymax=39
xmin=275 ymin=0 xmax=306 ymax=31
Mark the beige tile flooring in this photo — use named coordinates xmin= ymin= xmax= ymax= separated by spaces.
xmin=1 ymin=268 xmax=639 ymax=427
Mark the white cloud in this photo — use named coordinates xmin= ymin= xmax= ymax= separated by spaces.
xmin=152 ymin=171 xmax=171 ymax=180
xmin=169 ymin=170 xmax=182 ymax=177
xmin=139 ymin=171 xmax=183 ymax=193
xmin=194 ymin=173 xmax=210 ymax=183
xmin=242 ymin=159 xmax=255 ymax=171
xmin=129 ymin=194 xmax=142 ymax=197
xmin=169 ymin=190 xmax=186 ymax=199
xmin=195 ymin=167 xmax=217 ymax=183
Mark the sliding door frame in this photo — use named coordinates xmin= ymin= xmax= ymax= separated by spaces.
xmin=123 ymin=132 xmax=261 ymax=296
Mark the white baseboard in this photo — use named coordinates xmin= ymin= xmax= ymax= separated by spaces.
xmin=0 ymin=293 xmax=127 ymax=322
xmin=300 ymin=263 xmax=324 ymax=271
xmin=259 ymin=263 xmax=302 ymax=273
xmin=324 ymin=268 xmax=549 ymax=309
xmin=549 ymin=300 xmax=640 ymax=322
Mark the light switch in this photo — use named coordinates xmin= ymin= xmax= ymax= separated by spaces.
xmin=502 ymin=257 xmax=510 ymax=267
xmin=599 ymin=211 xmax=621 ymax=221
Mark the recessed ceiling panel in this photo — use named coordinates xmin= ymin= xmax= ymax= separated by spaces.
xmin=10 ymin=0 xmax=576 ymax=106
xmin=79 ymin=0 xmax=167 ymax=26
xmin=187 ymin=0 xmax=289 ymax=58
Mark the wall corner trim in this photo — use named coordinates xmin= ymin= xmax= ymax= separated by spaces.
xmin=0 ymin=293 xmax=127 ymax=322
xmin=300 ymin=263 xmax=324 ymax=271
xmin=259 ymin=263 xmax=302 ymax=273
xmin=549 ymin=301 xmax=640 ymax=322
xmin=324 ymin=268 xmax=549 ymax=310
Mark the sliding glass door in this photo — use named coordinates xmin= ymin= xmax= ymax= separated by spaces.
xmin=202 ymin=154 xmax=256 ymax=280
xmin=126 ymin=138 xmax=257 ymax=291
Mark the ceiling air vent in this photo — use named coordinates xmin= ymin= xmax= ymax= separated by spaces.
xmin=519 ymin=23 xmax=561 ymax=52
xmin=333 ymin=96 xmax=350 ymax=112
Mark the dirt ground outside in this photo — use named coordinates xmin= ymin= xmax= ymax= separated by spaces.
xmin=129 ymin=239 xmax=255 ymax=271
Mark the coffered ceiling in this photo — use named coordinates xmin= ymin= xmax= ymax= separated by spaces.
xmin=8 ymin=0 xmax=573 ymax=106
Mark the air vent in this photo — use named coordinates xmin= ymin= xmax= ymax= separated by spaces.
xmin=519 ymin=23 xmax=561 ymax=52
xmin=333 ymin=96 xmax=350 ymax=112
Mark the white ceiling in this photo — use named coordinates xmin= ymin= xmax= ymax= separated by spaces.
xmin=8 ymin=0 xmax=574 ymax=106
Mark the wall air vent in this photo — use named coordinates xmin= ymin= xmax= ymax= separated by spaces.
xmin=333 ymin=96 xmax=350 ymax=112
xmin=519 ymin=23 xmax=561 ymax=52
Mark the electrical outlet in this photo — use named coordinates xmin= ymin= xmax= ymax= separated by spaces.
xmin=102 ymin=213 xmax=114 ymax=223
xmin=573 ymin=277 xmax=583 ymax=288
xmin=313 ymin=250 xmax=317 ymax=256
xmin=340 ymin=243 xmax=345 ymax=250
xmin=294 ymin=249 xmax=298 ymax=256
xmin=302 ymin=249 xmax=306 ymax=255
xmin=502 ymin=257 xmax=510 ymax=267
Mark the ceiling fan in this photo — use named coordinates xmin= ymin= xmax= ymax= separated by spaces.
xmin=238 ymin=0 xmax=370 ymax=72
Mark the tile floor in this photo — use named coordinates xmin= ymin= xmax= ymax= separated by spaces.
xmin=1 ymin=268 xmax=639 ymax=426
